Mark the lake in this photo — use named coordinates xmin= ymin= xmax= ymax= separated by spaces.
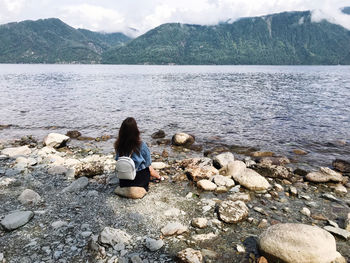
xmin=0 ymin=64 xmax=349 ymax=167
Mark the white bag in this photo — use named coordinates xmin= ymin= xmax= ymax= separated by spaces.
xmin=116 ymin=156 xmax=136 ymax=180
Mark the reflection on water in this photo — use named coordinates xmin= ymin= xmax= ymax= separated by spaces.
xmin=0 ymin=64 xmax=349 ymax=166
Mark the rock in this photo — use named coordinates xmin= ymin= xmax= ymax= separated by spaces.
xmin=258 ymin=156 xmax=290 ymax=166
xmin=99 ymin=227 xmax=131 ymax=247
xmin=51 ymin=220 xmax=68 ymax=229
xmin=114 ymin=186 xmax=147 ymax=199
xmin=43 ymin=133 xmax=70 ymax=148
xmin=332 ymin=159 xmax=350 ymax=173
xmin=151 ymin=130 xmax=166 ymax=139
xmin=300 ymin=207 xmax=311 ymax=217
xmin=227 ymin=161 xmax=271 ymax=192
xmin=18 ymin=189 xmax=41 ymax=205
xmin=321 ymin=193 xmax=341 ymax=203
xmin=197 ymin=180 xmax=217 ymax=191
xmin=161 ymin=222 xmax=188 ymax=236
xmin=306 ymin=167 xmax=343 ymax=183
xmin=227 ymin=192 xmax=251 ymax=202
xmin=0 ymin=211 xmax=34 ymax=231
xmin=324 ymin=226 xmax=350 ymax=240
xmin=74 ymin=162 xmax=104 ymax=178
xmin=1 ymin=145 xmax=31 ymax=158
xmin=192 ymin=232 xmax=217 ymax=241
xmin=258 ymin=219 xmax=269 ymax=228
xmin=259 ymin=223 xmax=345 ymax=263
xmin=257 ymin=256 xmax=268 ymax=263
xmin=254 ymin=207 xmax=268 ymax=216
xmin=212 ymin=152 xmax=234 ymax=169
xmin=130 ymin=255 xmax=142 ymax=263
xmin=218 ymin=200 xmax=249 ymax=223
xmin=346 ymin=213 xmax=350 ymax=232
xmin=212 ymin=174 xmax=235 ymax=187
xmin=274 ymin=183 xmax=284 ymax=192
xmin=289 ymin=186 xmax=298 ymax=195
xmin=172 ymin=132 xmax=195 ymax=147
xmin=145 ymin=238 xmax=164 ymax=251
xmin=253 ymin=164 xmax=292 ymax=180
xmin=66 ymin=130 xmax=82 ymax=139
xmin=236 ymin=244 xmax=245 ymax=253
xmin=293 ymin=149 xmax=308 ymax=155
xmin=0 ymin=253 xmax=4 ymax=262
xmin=48 ymin=165 xmax=68 ymax=175
xmin=191 ymin=218 xmax=208 ymax=229
xmin=334 ymin=184 xmax=347 ymax=195
xmin=176 ymin=248 xmax=203 ymax=263
xmin=62 ymin=177 xmax=89 ymax=193
xmin=215 ymin=186 xmax=228 ymax=193
xmin=151 ymin=162 xmax=168 ymax=170
xmin=251 ymin=151 xmax=275 ymax=157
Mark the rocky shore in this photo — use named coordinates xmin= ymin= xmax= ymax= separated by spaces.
xmin=0 ymin=131 xmax=349 ymax=263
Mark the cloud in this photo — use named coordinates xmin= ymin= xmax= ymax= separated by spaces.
xmin=60 ymin=4 xmax=125 ymax=32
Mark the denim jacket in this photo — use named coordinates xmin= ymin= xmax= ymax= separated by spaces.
xmin=115 ymin=141 xmax=151 ymax=171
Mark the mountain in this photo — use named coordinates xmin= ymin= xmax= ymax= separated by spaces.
xmin=103 ymin=11 xmax=350 ymax=65
xmin=342 ymin=7 xmax=350 ymax=14
xmin=0 ymin=18 xmax=131 ymax=63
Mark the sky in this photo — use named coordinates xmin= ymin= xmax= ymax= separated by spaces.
xmin=0 ymin=0 xmax=349 ymax=36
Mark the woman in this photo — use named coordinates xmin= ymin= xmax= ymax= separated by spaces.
xmin=114 ymin=117 xmax=161 ymax=199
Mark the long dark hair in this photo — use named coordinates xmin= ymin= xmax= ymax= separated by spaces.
xmin=114 ymin=117 xmax=141 ymax=156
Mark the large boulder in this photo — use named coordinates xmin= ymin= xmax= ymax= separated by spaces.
xmin=258 ymin=223 xmax=346 ymax=263
xmin=43 ymin=133 xmax=70 ymax=148
xmin=306 ymin=167 xmax=343 ymax=183
xmin=227 ymin=161 xmax=271 ymax=192
xmin=213 ymin=152 xmax=234 ymax=169
xmin=1 ymin=145 xmax=31 ymax=158
xmin=172 ymin=133 xmax=195 ymax=147
xmin=218 ymin=200 xmax=249 ymax=223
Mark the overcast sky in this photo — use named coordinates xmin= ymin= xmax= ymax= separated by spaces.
xmin=0 ymin=0 xmax=349 ymax=36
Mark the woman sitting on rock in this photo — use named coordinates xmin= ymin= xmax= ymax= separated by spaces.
xmin=114 ymin=117 xmax=161 ymax=199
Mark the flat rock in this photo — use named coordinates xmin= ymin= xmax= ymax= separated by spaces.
xmin=145 ymin=238 xmax=164 ymax=251
xmin=62 ymin=177 xmax=89 ymax=193
xmin=161 ymin=222 xmax=188 ymax=236
xmin=176 ymin=248 xmax=203 ymax=263
xmin=324 ymin=226 xmax=350 ymax=240
xmin=259 ymin=223 xmax=346 ymax=263
xmin=218 ymin=200 xmax=249 ymax=223
xmin=18 ymin=189 xmax=41 ymax=205
xmin=227 ymin=161 xmax=270 ymax=192
xmin=197 ymin=179 xmax=217 ymax=191
xmin=1 ymin=145 xmax=31 ymax=158
xmin=306 ymin=167 xmax=343 ymax=183
xmin=191 ymin=218 xmax=208 ymax=229
xmin=1 ymin=211 xmax=34 ymax=231
xmin=213 ymin=152 xmax=234 ymax=169
xmin=99 ymin=227 xmax=131 ymax=246
xmin=43 ymin=133 xmax=70 ymax=148
xmin=151 ymin=162 xmax=168 ymax=170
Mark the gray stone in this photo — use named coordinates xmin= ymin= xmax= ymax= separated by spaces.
xmin=259 ymin=223 xmax=345 ymax=263
xmin=62 ymin=177 xmax=89 ymax=193
xmin=99 ymin=227 xmax=131 ymax=247
xmin=48 ymin=165 xmax=68 ymax=175
xmin=51 ymin=220 xmax=68 ymax=229
xmin=213 ymin=152 xmax=234 ymax=169
xmin=321 ymin=193 xmax=341 ymax=203
xmin=130 ymin=255 xmax=142 ymax=263
xmin=18 ymin=189 xmax=41 ymax=205
xmin=1 ymin=211 xmax=34 ymax=231
xmin=218 ymin=200 xmax=249 ymax=223
xmin=324 ymin=226 xmax=350 ymax=240
xmin=145 ymin=238 xmax=164 ymax=251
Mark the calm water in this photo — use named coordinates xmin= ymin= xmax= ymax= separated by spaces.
xmin=0 ymin=64 xmax=350 ymax=167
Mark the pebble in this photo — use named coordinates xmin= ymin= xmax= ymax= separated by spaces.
xmin=289 ymin=186 xmax=298 ymax=195
xmin=62 ymin=177 xmax=89 ymax=193
xmin=236 ymin=244 xmax=245 ymax=253
xmin=327 ymin=220 xmax=339 ymax=228
xmin=130 ymin=255 xmax=143 ymax=263
xmin=254 ymin=207 xmax=268 ymax=216
xmin=191 ymin=218 xmax=208 ymax=229
xmin=18 ymin=189 xmax=41 ymax=205
xmin=300 ymin=207 xmax=311 ymax=217
xmin=0 ymin=253 xmax=4 ymax=261
xmin=321 ymin=193 xmax=341 ymax=203
xmin=51 ymin=220 xmax=68 ymax=229
xmin=161 ymin=222 xmax=188 ymax=236
xmin=145 ymin=238 xmax=164 ymax=251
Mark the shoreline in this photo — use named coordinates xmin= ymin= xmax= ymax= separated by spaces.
xmin=0 ymin=132 xmax=349 ymax=262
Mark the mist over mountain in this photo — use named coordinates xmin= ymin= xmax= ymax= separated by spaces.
xmin=1 ymin=11 xmax=349 ymax=65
